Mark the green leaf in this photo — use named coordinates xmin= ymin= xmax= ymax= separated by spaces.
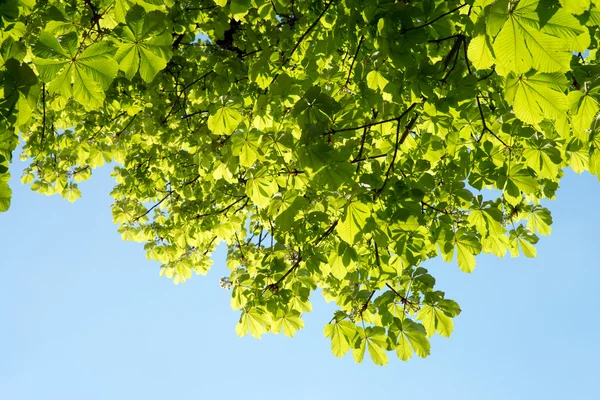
xmin=559 ymin=0 xmax=591 ymax=15
xmin=524 ymin=205 xmax=553 ymax=235
xmin=33 ymin=33 xmax=118 ymax=110
xmin=453 ymin=228 xmax=482 ymax=273
xmin=510 ymin=225 xmax=539 ymax=258
xmin=324 ymin=319 xmax=356 ymax=358
xmin=336 ymin=201 xmax=370 ymax=245
xmin=493 ymin=1 xmax=574 ymax=76
xmin=365 ymin=327 xmax=389 ymax=366
xmin=236 ymin=308 xmax=271 ymax=338
xmin=394 ymin=319 xmax=430 ymax=361
xmin=271 ymin=310 xmax=304 ymax=337
xmin=0 ymin=182 xmax=11 ymax=212
xmin=367 ymin=70 xmax=388 ymax=91
xmin=504 ymin=72 xmax=568 ymax=126
xmin=417 ymin=304 xmax=455 ymax=338
xmin=114 ymin=6 xmax=172 ymax=82
xmin=246 ymin=177 xmax=278 ymax=208
xmin=6 ymin=0 xmax=600 ymax=364
xmin=208 ymin=103 xmax=243 ymax=135
xmin=468 ymin=34 xmax=495 ymax=70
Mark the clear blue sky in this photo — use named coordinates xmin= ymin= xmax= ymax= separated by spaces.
xmin=1 ymin=153 xmax=599 ymax=400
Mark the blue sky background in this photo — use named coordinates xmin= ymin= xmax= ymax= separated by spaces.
xmin=1 ymin=153 xmax=599 ymax=400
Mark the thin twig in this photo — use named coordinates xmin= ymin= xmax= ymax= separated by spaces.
xmin=377 ymin=112 xmax=419 ymax=195
xmin=133 ymin=192 xmax=171 ymax=222
xmin=40 ymin=83 xmax=46 ymax=145
xmin=329 ymin=103 xmax=417 ymax=135
xmin=345 ymin=35 xmax=364 ymax=86
xmin=400 ymin=4 xmax=467 ymax=34
xmin=281 ymin=0 xmax=335 ymax=68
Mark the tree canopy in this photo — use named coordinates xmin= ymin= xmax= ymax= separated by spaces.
xmin=2 ymin=0 xmax=600 ymax=365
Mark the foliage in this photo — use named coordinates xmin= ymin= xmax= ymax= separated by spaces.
xmin=2 ymin=0 xmax=600 ymax=364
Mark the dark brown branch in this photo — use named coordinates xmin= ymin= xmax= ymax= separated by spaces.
xmin=315 ymin=220 xmax=339 ymax=245
xmin=40 ymin=83 xmax=46 ymax=145
xmin=162 ymin=70 xmax=214 ymax=124
xmin=267 ymin=253 xmax=303 ymax=291
xmin=477 ymin=67 xmax=496 ymax=81
xmin=421 ymin=200 xmax=450 ymax=214
xmin=462 ymin=36 xmax=472 ymax=75
xmin=194 ymin=196 xmax=247 ymax=219
xmin=354 ymin=127 xmax=368 ymax=173
xmin=345 ymin=35 xmax=364 ymax=86
xmin=133 ymin=192 xmax=171 ymax=222
xmin=400 ymin=4 xmax=468 ymax=34
xmin=476 ymin=96 xmax=509 ymax=147
xmin=428 ymin=34 xmax=462 ymax=44
xmin=234 ymin=232 xmax=245 ymax=261
xmin=441 ymin=36 xmax=463 ymax=82
xmin=183 ymin=174 xmax=200 ymax=186
xmin=202 ymin=236 xmax=218 ymax=256
xmin=182 ymin=109 xmax=208 ymax=119
xmin=359 ymin=290 xmax=376 ymax=315
xmin=329 ymin=103 xmax=417 ymax=135
xmin=70 ymin=165 xmax=90 ymax=177
xmin=350 ymin=153 xmax=387 ymax=164
xmin=377 ymin=112 xmax=419 ymax=195
xmin=114 ymin=114 xmax=137 ymax=139
xmin=385 ymin=283 xmax=413 ymax=306
xmin=569 ymin=71 xmax=581 ymax=90
xmin=281 ymin=0 xmax=335 ymax=68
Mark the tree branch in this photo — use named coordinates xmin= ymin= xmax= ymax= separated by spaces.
xmin=345 ymin=35 xmax=364 ymax=86
xmin=385 ymin=283 xmax=415 ymax=307
xmin=421 ymin=200 xmax=450 ymax=214
xmin=476 ymin=96 xmax=509 ymax=147
xmin=329 ymin=102 xmax=417 ymax=135
xmin=194 ymin=196 xmax=248 ymax=219
xmin=162 ymin=70 xmax=214 ymax=124
xmin=377 ymin=112 xmax=419 ymax=195
xmin=281 ymin=0 xmax=335 ymax=69
xmin=40 ymin=83 xmax=46 ymax=145
xmin=400 ymin=4 xmax=467 ymax=34
xmin=133 ymin=192 xmax=171 ymax=223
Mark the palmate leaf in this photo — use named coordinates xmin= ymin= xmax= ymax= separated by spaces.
xmin=324 ymin=319 xmax=356 ymax=358
xmin=569 ymin=90 xmax=600 ymax=140
xmin=522 ymin=136 xmax=562 ymax=179
xmin=559 ymin=0 xmax=592 ymax=15
xmin=271 ymin=310 xmax=304 ymax=337
xmin=417 ymin=305 xmax=454 ymax=338
xmin=453 ymin=228 xmax=482 ymax=273
xmin=0 ymin=181 xmax=11 ymax=212
xmin=509 ymin=225 xmax=539 ymax=258
xmin=208 ymin=102 xmax=243 ymax=135
xmin=336 ymin=201 xmax=370 ymax=245
xmin=113 ymin=0 xmax=165 ymax=23
xmin=33 ymin=32 xmax=118 ymax=110
xmin=492 ymin=0 xmax=578 ymax=76
xmin=353 ymin=327 xmax=389 ymax=366
xmin=482 ymin=233 xmax=510 ymax=257
xmin=236 ymin=307 xmax=271 ymax=338
xmin=524 ymin=205 xmax=553 ymax=235
xmin=114 ymin=6 xmax=172 ymax=82
xmin=2 ymin=59 xmax=38 ymax=125
xmin=327 ymin=241 xmax=356 ymax=280
xmin=467 ymin=33 xmax=495 ymax=70
xmin=393 ymin=319 xmax=430 ymax=361
xmin=246 ymin=176 xmax=278 ymax=208
xmin=504 ymin=72 xmax=569 ymax=125
xmin=417 ymin=293 xmax=461 ymax=338
xmin=366 ymin=70 xmax=389 ymax=91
